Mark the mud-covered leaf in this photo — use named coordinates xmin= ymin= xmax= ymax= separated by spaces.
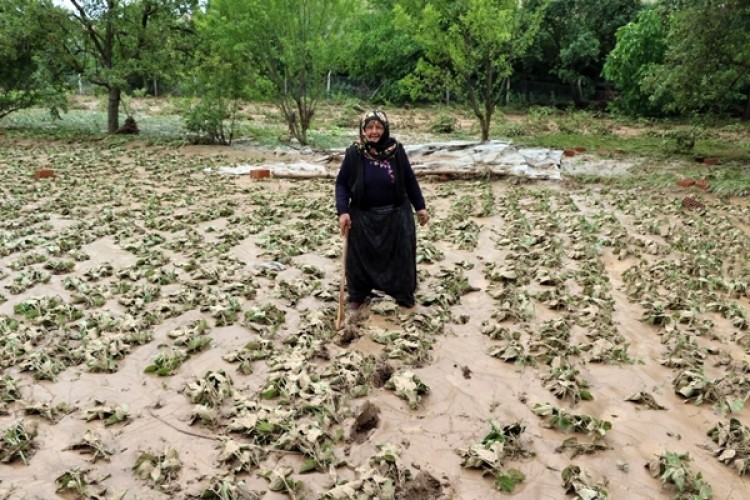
xmin=384 ymin=371 xmax=429 ymax=409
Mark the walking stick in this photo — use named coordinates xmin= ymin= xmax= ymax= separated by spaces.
xmin=335 ymin=229 xmax=349 ymax=330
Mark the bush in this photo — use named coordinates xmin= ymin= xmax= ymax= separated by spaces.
xmin=430 ymin=114 xmax=458 ymax=134
xmin=182 ymin=98 xmax=230 ymax=145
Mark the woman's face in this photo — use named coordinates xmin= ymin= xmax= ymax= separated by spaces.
xmin=363 ymin=120 xmax=385 ymax=143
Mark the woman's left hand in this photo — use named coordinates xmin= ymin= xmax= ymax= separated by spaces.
xmin=417 ymin=209 xmax=429 ymax=226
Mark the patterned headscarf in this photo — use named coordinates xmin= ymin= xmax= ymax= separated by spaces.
xmin=358 ymin=109 xmax=398 ymax=161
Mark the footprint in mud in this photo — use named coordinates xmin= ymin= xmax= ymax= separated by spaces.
xmin=351 ymin=400 xmax=381 ymax=443
xmin=399 ymin=470 xmax=448 ymax=500
xmin=370 ymin=360 xmax=394 ymax=388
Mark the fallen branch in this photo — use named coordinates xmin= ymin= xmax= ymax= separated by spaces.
xmin=147 ymin=409 xmax=220 ymax=441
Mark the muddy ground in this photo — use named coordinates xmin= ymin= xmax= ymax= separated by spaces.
xmin=0 ymin=137 xmax=749 ymax=499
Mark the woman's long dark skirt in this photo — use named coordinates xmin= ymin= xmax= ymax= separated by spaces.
xmin=346 ymin=201 xmax=416 ymax=304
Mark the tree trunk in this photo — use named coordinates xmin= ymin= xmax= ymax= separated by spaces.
xmin=107 ymin=86 xmax=121 ymax=134
xmin=480 ymin=117 xmax=490 ymax=142
xmin=744 ymin=87 xmax=750 ymax=120
xmin=299 ymin=102 xmax=312 ymax=146
xmin=281 ymin=99 xmax=304 ymax=145
xmin=570 ymin=80 xmax=585 ymax=107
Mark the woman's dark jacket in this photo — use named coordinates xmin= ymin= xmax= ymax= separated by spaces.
xmin=335 ymin=143 xmax=425 ymax=215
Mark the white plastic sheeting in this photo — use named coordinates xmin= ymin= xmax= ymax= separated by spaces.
xmin=405 ymin=140 xmax=561 ymax=180
xmin=206 ymin=140 xmax=562 ymax=180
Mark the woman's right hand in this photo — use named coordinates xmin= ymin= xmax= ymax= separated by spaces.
xmin=339 ymin=213 xmax=351 ymax=236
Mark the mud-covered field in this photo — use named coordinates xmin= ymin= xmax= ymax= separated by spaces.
xmin=1 ymin=139 xmax=749 ymax=499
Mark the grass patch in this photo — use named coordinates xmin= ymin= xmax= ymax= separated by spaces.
xmin=515 ymin=132 xmax=667 ymax=157
xmin=494 ymin=108 xmax=750 ymax=164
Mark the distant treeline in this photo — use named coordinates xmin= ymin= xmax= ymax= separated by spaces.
xmin=2 ymin=1 xmax=748 ymax=144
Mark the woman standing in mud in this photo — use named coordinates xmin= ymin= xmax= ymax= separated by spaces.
xmin=335 ymin=109 xmax=429 ymax=309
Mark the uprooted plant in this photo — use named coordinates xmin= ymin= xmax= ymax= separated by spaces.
xmin=542 ymin=357 xmax=593 ymax=404
xmin=707 ymin=418 xmax=750 ymax=476
xmin=132 ymin=447 xmax=182 ymax=492
xmin=55 ymin=466 xmax=109 ymax=498
xmin=562 ymin=465 xmax=609 ymax=499
xmin=457 ymin=421 xmax=532 ymax=493
xmin=646 ymin=451 xmax=712 ymax=499
xmin=0 ymin=419 xmax=38 ymax=464
xmin=532 ymin=403 xmax=611 ymax=458
xmin=384 ymin=370 xmax=430 ymax=410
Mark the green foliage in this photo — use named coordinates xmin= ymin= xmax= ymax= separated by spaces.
xmin=211 ymin=0 xmax=359 ymax=145
xmin=44 ymin=0 xmax=199 ymax=133
xmin=181 ymin=90 xmax=233 ymax=146
xmin=647 ymin=451 xmax=713 ymax=499
xmin=429 ymin=113 xmax=458 ymax=133
xmin=458 ymin=421 xmax=531 ymax=493
xmin=344 ymin=0 xmax=422 ymax=103
xmin=0 ymin=0 xmax=68 ymax=119
xmin=144 ymin=349 xmax=187 ymax=376
xmin=707 ymin=418 xmax=750 ymax=476
xmin=532 ymin=403 xmax=612 ymax=437
xmin=604 ymin=8 xmax=669 ymax=116
xmin=0 ymin=104 xmax=186 ymax=142
xmin=521 ymin=0 xmax=642 ymax=105
xmin=187 ymin=1 xmax=270 ymax=145
xmin=664 ymin=126 xmax=702 ymax=153
xmin=495 ymin=468 xmax=526 ymax=493
xmin=397 ymin=0 xmax=545 ymax=141
xmin=644 ymin=0 xmax=750 ymax=118
xmin=706 ymin=167 xmax=750 ymax=198
xmin=0 ymin=420 xmax=38 ymax=465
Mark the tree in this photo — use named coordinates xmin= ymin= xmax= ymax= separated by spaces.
xmin=397 ymin=0 xmax=545 ymax=141
xmin=183 ymin=0 xmax=266 ymax=145
xmin=603 ymin=7 xmax=669 ymax=116
xmin=219 ymin=0 xmax=358 ymax=146
xmin=644 ymin=0 xmax=750 ymax=119
xmin=344 ymin=0 xmax=422 ymax=103
xmin=521 ymin=0 xmax=641 ymax=106
xmin=0 ymin=0 xmax=69 ymax=120
xmin=49 ymin=0 xmax=197 ymax=133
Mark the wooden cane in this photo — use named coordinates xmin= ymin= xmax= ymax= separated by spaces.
xmin=335 ymin=229 xmax=349 ymax=330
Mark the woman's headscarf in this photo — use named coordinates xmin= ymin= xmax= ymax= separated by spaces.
xmin=358 ymin=109 xmax=398 ymax=161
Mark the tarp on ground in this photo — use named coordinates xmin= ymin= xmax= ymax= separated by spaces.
xmin=205 ymin=140 xmax=562 ymax=180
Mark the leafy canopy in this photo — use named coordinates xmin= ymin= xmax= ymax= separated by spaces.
xmin=603 ymin=7 xmax=669 ymax=116
xmin=397 ymin=0 xmax=544 ymax=141
xmin=0 ymin=0 xmax=69 ymax=119
xmin=521 ymin=0 xmax=642 ymax=104
xmin=644 ymin=0 xmax=750 ymax=118
xmin=215 ymin=0 xmax=359 ymax=145
xmin=47 ymin=0 xmax=198 ymax=132
xmin=344 ymin=0 xmax=422 ymax=103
